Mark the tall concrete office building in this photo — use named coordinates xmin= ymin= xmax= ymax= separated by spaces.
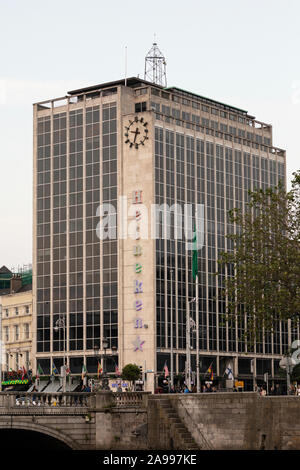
xmin=33 ymin=71 xmax=288 ymax=391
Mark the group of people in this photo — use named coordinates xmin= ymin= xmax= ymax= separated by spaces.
xmin=255 ymin=383 xmax=300 ymax=396
xmin=158 ymin=383 xmax=217 ymax=393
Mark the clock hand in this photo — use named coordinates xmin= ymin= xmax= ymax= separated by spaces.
xmin=131 ymin=127 xmax=140 ymax=143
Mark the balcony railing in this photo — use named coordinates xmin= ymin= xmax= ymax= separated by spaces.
xmin=0 ymin=391 xmax=150 ymax=410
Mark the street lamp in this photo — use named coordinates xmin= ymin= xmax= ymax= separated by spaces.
xmin=170 ymin=269 xmax=174 ymax=389
xmin=186 ymin=297 xmax=196 ymax=390
xmin=94 ymin=338 xmax=110 ymax=390
xmin=54 ymin=314 xmax=66 ymax=393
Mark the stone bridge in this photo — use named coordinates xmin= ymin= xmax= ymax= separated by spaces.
xmin=0 ymin=391 xmax=300 ymax=450
xmin=0 ymin=391 xmax=150 ymax=450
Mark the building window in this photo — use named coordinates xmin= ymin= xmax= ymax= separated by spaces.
xmin=151 ymin=102 xmax=160 ymax=112
xmin=25 ymin=305 xmax=30 ymax=314
xmin=15 ymin=352 xmax=19 ymax=371
xmin=15 ymin=307 xmax=19 ymax=316
xmin=135 ymin=88 xmax=147 ymax=96
xmin=151 ymin=88 xmax=160 ymax=97
xmin=25 ymin=351 xmax=30 ymax=368
xmin=24 ymin=323 xmax=30 ymax=339
xmin=4 ymin=326 xmax=9 ymax=342
xmin=135 ymin=102 xmax=147 ymax=113
xmin=15 ymin=325 xmax=19 ymax=341
xmin=5 ymin=309 xmax=9 ymax=317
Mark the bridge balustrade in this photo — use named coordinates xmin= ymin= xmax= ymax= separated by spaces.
xmin=0 ymin=392 xmax=95 ymax=408
xmin=113 ymin=392 xmax=149 ymax=407
xmin=0 ymin=391 xmax=150 ymax=410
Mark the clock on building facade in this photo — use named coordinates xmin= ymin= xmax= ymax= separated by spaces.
xmin=124 ymin=116 xmax=149 ymax=149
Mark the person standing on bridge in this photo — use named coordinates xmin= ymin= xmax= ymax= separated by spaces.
xmin=32 ymin=386 xmax=38 ymax=405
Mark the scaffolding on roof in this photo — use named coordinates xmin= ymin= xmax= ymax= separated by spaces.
xmin=0 ymin=268 xmax=32 ymax=290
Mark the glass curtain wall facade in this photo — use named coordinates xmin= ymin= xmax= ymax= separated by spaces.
xmin=154 ymin=122 xmax=286 ymax=381
xmin=35 ymin=97 xmax=118 ymax=374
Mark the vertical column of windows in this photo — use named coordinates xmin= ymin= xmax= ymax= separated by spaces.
xmin=243 ymin=153 xmax=251 ymax=204
xmin=225 ymin=147 xmax=236 ymax=351
xmin=216 ymin=145 xmax=226 ymax=352
xmin=36 ymin=115 xmax=51 ymax=353
xmin=69 ymin=109 xmax=84 ymax=351
xmin=52 ymin=112 xmax=67 ymax=352
xmin=234 ymin=150 xmax=245 ymax=353
xmin=269 ymin=160 xmax=277 ymax=187
xmin=252 ymin=155 xmax=260 ymax=190
xmin=206 ymin=142 xmax=217 ymax=351
xmin=166 ymin=130 xmax=175 ymax=350
xmin=278 ymin=162 xmax=285 ymax=186
xmin=155 ymin=127 xmax=165 ymax=348
xmin=186 ymin=136 xmax=196 ymax=349
xmin=196 ymin=139 xmax=207 ymax=350
xmin=275 ymin=161 xmax=286 ymax=355
xmin=261 ymin=157 xmax=269 ymax=190
xmin=85 ymin=105 xmax=101 ymax=350
xmin=102 ymin=103 xmax=118 ymax=348
xmin=176 ymin=133 xmax=185 ymax=349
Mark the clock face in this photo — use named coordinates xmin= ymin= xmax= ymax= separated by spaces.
xmin=124 ymin=116 xmax=149 ymax=149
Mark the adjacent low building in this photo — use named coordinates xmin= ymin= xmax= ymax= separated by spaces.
xmin=0 ymin=266 xmax=33 ymax=374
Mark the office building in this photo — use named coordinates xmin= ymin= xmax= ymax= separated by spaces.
xmin=33 ymin=72 xmax=287 ymax=391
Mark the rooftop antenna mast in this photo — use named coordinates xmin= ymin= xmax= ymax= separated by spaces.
xmin=144 ymin=35 xmax=167 ymax=87
xmin=125 ymin=45 xmax=128 ymax=87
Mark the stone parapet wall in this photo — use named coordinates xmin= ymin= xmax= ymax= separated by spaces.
xmin=149 ymin=393 xmax=300 ymax=450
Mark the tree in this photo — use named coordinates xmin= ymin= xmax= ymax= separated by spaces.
xmin=121 ymin=364 xmax=141 ymax=390
xmin=217 ymin=171 xmax=300 ymax=345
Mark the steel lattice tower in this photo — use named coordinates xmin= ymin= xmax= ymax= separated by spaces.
xmin=144 ymin=41 xmax=167 ymax=87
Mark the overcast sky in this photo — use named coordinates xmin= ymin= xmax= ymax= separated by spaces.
xmin=0 ymin=0 xmax=299 ymax=269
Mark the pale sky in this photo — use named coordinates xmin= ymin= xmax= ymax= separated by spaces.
xmin=0 ymin=0 xmax=299 ymax=268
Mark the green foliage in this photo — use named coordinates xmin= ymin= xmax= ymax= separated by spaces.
xmin=121 ymin=364 xmax=141 ymax=383
xmin=217 ymin=172 xmax=300 ymax=344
